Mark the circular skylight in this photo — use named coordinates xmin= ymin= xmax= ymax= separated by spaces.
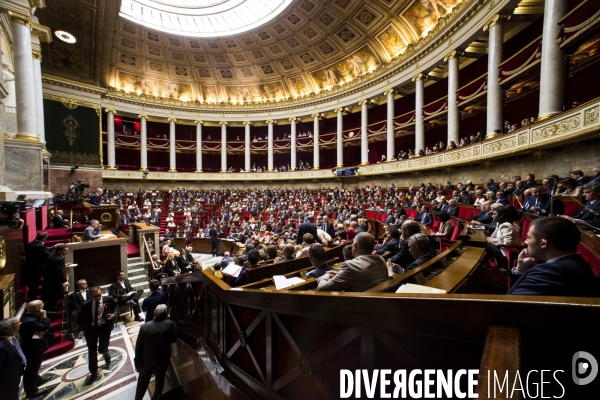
xmin=54 ymin=30 xmax=77 ymax=44
xmin=119 ymin=0 xmax=294 ymax=37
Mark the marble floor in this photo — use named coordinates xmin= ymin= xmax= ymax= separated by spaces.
xmin=20 ymin=253 xmax=225 ymax=400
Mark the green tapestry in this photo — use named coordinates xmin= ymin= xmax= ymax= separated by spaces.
xmin=43 ymin=98 xmax=101 ymax=167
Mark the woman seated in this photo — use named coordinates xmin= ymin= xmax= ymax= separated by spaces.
xmin=447 ymin=141 xmax=457 ymax=150
xmin=485 ymin=205 xmax=523 ymax=257
xmin=434 ymin=211 xmax=454 ymax=239
xmin=557 ymin=177 xmax=583 ymax=197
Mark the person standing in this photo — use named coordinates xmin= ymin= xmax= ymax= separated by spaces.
xmin=67 ymin=279 xmax=91 ymax=340
xmin=141 ymin=280 xmax=167 ymax=323
xmin=22 ymin=233 xmax=50 ymax=301
xmin=19 ymin=300 xmax=53 ymax=398
xmin=41 ymin=244 xmax=69 ymax=311
xmin=0 ymin=317 xmax=27 ymax=400
xmin=209 ymin=224 xmax=218 ymax=256
xmin=77 ymin=287 xmax=119 ymax=384
xmin=134 ymin=304 xmax=177 ymax=400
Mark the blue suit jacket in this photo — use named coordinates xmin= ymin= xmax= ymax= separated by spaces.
xmin=142 ymin=291 xmax=168 ymax=322
xmin=507 ymin=254 xmax=600 ymax=297
xmin=0 ymin=338 xmax=24 ymax=398
xmin=417 ymin=212 xmax=433 ymax=226
xmin=522 ymin=194 xmax=564 ymax=216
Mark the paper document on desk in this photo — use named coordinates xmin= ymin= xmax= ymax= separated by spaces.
xmin=395 ymin=283 xmax=446 ymax=294
xmin=222 ymin=264 xmax=242 ymax=278
xmin=273 ymin=275 xmax=305 ymax=290
xmin=102 ymin=234 xmax=116 ymax=238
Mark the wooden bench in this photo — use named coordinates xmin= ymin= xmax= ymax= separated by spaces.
xmin=425 ymin=247 xmax=485 ymax=293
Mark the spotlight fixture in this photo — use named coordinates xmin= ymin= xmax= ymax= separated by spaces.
xmin=55 ymin=30 xmax=77 ymax=44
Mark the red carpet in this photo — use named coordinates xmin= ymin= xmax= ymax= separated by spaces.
xmin=127 ymin=243 xmax=140 ymax=257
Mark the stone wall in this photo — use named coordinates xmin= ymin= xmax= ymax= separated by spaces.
xmin=49 ymin=167 xmax=103 ymax=197
xmin=98 ymin=137 xmax=600 ymax=192
xmin=4 ymin=141 xmax=44 ymax=191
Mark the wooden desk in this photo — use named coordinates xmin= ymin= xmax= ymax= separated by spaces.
xmin=425 ymin=247 xmax=485 ymax=293
xmin=191 ymin=237 xmax=235 ymax=255
xmin=65 ymin=232 xmax=128 ymax=288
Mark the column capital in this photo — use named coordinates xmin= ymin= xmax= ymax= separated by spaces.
xmin=32 ymin=50 xmax=42 ymax=61
xmin=484 ymin=14 xmax=511 ymax=31
xmin=243 ymin=121 xmax=253 ymax=126
xmin=411 ymin=73 xmax=424 ymax=82
xmin=8 ymin=11 xmax=31 ymax=28
xmin=167 ymin=117 xmax=177 ymax=123
xmin=31 ymin=22 xmax=52 ymax=43
xmin=266 ymin=120 xmax=277 ymax=125
xmin=384 ymin=89 xmax=397 ymax=96
xmin=219 ymin=121 xmax=228 ymax=126
xmin=289 ymin=117 xmax=299 ymax=122
xmin=358 ymin=99 xmax=370 ymax=106
xmin=105 ymin=109 xmax=116 ymax=114
xmin=334 ymin=108 xmax=344 ymax=113
xmin=138 ymin=114 xmax=149 ymax=120
xmin=443 ymin=49 xmax=463 ymax=62
xmin=193 ymin=120 xmax=204 ymax=125
xmin=311 ymin=113 xmax=322 ymax=119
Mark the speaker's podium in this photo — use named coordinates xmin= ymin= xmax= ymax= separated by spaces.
xmin=65 ymin=231 xmax=128 ymax=288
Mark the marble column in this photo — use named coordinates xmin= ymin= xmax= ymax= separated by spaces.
xmin=413 ymin=74 xmax=425 ymax=152
xmin=289 ymin=117 xmax=298 ymax=170
xmin=538 ymin=0 xmax=568 ymax=119
xmin=385 ymin=89 xmax=396 ymax=160
xmin=485 ymin=15 xmax=506 ymax=138
xmin=267 ymin=120 xmax=275 ymax=171
xmin=243 ymin=121 xmax=251 ymax=171
xmin=9 ymin=12 xmax=37 ymax=140
xmin=359 ymin=100 xmax=369 ymax=165
xmin=220 ymin=122 xmax=228 ymax=172
xmin=32 ymin=51 xmax=45 ymax=144
xmin=335 ymin=108 xmax=344 ymax=167
xmin=312 ymin=113 xmax=320 ymax=169
xmin=168 ymin=118 xmax=177 ymax=172
xmin=445 ymin=50 xmax=460 ymax=145
xmin=106 ymin=109 xmax=116 ymax=169
xmin=194 ymin=120 xmax=203 ymax=172
xmin=139 ymin=114 xmax=148 ymax=171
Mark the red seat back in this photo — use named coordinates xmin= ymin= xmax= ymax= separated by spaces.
xmin=457 ymin=206 xmax=467 ymax=219
xmin=562 ymin=200 xmax=581 ymax=217
xmin=463 ymin=208 xmax=473 ymax=221
xmin=577 ymin=243 xmax=600 ymax=277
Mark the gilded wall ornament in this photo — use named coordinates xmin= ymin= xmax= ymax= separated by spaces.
xmin=62 ymin=114 xmax=80 ymax=145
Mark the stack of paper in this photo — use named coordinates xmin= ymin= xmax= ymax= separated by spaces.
xmin=273 ymin=275 xmax=305 ymax=290
xmin=222 ymin=264 xmax=243 ymax=278
xmin=395 ymin=283 xmax=446 ymax=294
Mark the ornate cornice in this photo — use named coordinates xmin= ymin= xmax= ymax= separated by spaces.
xmin=311 ymin=113 xmax=322 ymax=119
xmin=288 ymin=117 xmax=299 ymax=122
xmin=105 ymin=108 xmax=116 ymax=114
xmin=42 ymin=93 xmax=101 ymax=113
xmin=412 ymin=73 xmax=424 ymax=82
xmin=484 ymin=14 xmax=511 ymax=31
xmin=193 ymin=120 xmax=204 ymax=125
xmin=384 ymin=89 xmax=397 ymax=96
xmin=8 ymin=11 xmax=30 ymax=28
xmin=266 ymin=120 xmax=277 ymax=125
xmin=219 ymin=121 xmax=228 ymax=126
xmin=138 ymin=114 xmax=149 ymax=120
xmin=32 ymin=50 xmax=42 ymax=61
xmin=358 ymin=100 xmax=369 ymax=106
xmin=243 ymin=121 xmax=252 ymax=126
xmin=42 ymin=75 xmax=107 ymax=96
xmin=102 ymin=99 xmax=600 ymax=182
xmin=31 ymin=22 xmax=52 ymax=43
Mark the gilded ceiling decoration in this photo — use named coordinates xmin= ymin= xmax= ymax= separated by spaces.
xmin=109 ymin=0 xmax=463 ymax=104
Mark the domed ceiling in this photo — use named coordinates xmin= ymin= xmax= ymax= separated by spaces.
xmin=38 ymin=0 xmax=465 ymax=105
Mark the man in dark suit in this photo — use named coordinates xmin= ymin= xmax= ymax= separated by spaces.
xmin=134 ymin=304 xmax=177 ymax=400
xmin=471 ymin=203 xmax=494 ymax=225
xmin=297 ymin=215 xmax=322 ymax=244
xmin=52 ymin=209 xmax=70 ymax=229
xmin=0 ymin=317 xmax=26 ymax=399
xmin=416 ymin=206 xmax=433 ymax=227
xmin=563 ymin=182 xmax=600 ymax=229
xmin=141 ymin=280 xmax=167 ymax=323
xmin=373 ymin=225 xmax=400 ymax=256
xmin=77 ymin=287 xmax=119 ymax=384
xmin=523 ymin=186 xmax=564 ymax=216
xmin=41 ymin=244 xmax=70 ymax=311
xmin=306 ymin=244 xmax=334 ymax=278
xmin=389 ymin=221 xmax=421 ymax=270
xmin=322 ymin=215 xmax=336 ymax=238
xmin=209 ymin=224 xmax=219 ymax=256
xmin=22 ymin=232 xmax=50 ymax=301
xmin=89 ymin=188 xmax=103 ymax=206
xmin=176 ymin=248 xmax=193 ymax=273
xmin=508 ymin=218 xmax=600 ymax=296
xmin=444 ymin=200 xmax=459 ymax=217
xmin=19 ymin=300 xmax=53 ymax=398
xmin=68 ymin=279 xmax=91 ymax=340
xmin=109 ymin=271 xmax=144 ymax=322
xmin=383 ymin=210 xmax=394 ymax=224
xmin=388 ymin=233 xmax=434 ymax=275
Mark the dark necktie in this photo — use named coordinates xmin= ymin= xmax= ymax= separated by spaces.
xmin=95 ymin=301 xmax=99 ymax=327
xmin=11 ymin=337 xmax=27 ymax=366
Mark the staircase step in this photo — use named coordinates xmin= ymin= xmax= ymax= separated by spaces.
xmin=128 ymin=257 xmax=142 ymax=263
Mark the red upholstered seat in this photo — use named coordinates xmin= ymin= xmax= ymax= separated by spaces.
xmin=463 ymin=208 xmax=474 ymax=221
xmin=562 ymin=199 xmax=581 ymax=217
xmin=457 ymin=206 xmax=467 ymax=219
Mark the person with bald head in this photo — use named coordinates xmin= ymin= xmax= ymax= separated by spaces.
xmin=19 ymin=300 xmax=53 ymax=398
xmin=317 ymin=232 xmax=388 ymax=292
